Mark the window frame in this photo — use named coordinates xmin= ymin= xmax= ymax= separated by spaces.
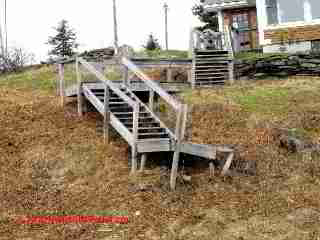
xmin=265 ymin=0 xmax=320 ymax=30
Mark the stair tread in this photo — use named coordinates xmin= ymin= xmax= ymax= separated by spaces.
xmin=195 ymin=68 xmax=228 ymax=72
xmin=196 ymin=55 xmax=230 ymax=58
xmin=196 ymin=81 xmax=225 ymax=85
xmin=112 ymin=111 xmax=149 ymax=115
xmin=196 ymin=72 xmax=227 ymax=76
xmin=196 ymin=76 xmax=226 ymax=80
xmin=138 ymin=132 xmax=169 ymax=136
xmin=129 ymin=127 xmax=164 ymax=130
xmin=137 ymin=138 xmax=171 ymax=142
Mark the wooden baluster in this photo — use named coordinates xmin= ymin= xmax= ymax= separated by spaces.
xmin=170 ymin=105 xmax=183 ymax=190
xmin=76 ymin=58 xmax=83 ymax=117
xmin=131 ymin=103 xmax=140 ymax=174
xmin=103 ymin=85 xmax=110 ymax=144
xmin=149 ymin=89 xmax=154 ymax=110
xmin=59 ymin=63 xmax=65 ymax=106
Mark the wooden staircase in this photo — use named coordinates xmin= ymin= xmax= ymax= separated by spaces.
xmin=192 ymin=50 xmax=233 ymax=87
xmin=67 ymin=57 xmax=235 ymax=190
xmin=84 ymin=84 xmax=175 ymax=153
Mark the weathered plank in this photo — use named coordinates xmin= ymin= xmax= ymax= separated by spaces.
xmin=122 ymin=57 xmax=182 ymax=111
xmin=78 ymin=58 xmax=136 ymax=107
xmin=221 ymin=152 xmax=234 ymax=175
xmin=149 ymin=90 xmax=154 ymax=110
xmin=181 ymin=142 xmax=217 ymax=160
xmin=59 ymin=63 xmax=65 ymax=106
xmin=76 ymin=59 xmax=83 ymax=117
xmin=103 ymin=85 xmax=110 ymax=144
xmin=228 ymin=61 xmax=234 ymax=85
xmin=131 ymin=103 xmax=140 ymax=174
xmin=137 ymin=139 xmax=172 ymax=153
xmin=170 ymin=106 xmax=183 ymax=190
xmin=140 ymin=153 xmax=147 ymax=172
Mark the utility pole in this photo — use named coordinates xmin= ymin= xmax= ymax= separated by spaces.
xmin=112 ymin=0 xmax=119 ymax=54
xmin=163 ymin=2 xmax=169 ymax=51
xmin=5 ymin=0 xmax=7 ymax=56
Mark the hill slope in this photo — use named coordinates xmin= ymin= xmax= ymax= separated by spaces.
xmin=0 ymin=66 xmax=320 ymax=239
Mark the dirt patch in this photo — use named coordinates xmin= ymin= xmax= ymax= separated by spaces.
xmin=1 ymin=81 xmax=320 ymax=239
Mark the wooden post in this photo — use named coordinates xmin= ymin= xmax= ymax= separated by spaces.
xmin=180 ymin=104 xmax=188 ymax=140
xmin=149 ymin=90 xmax=154 ymax=110
xmin=221 ymin=152 xmax=234 ymax=175
xmin=140 ymin=153 xmax=147 ymax=172
xmin=191 ymin=59 xmax=196 ymax=89
xmin=59 ymin=63 xmax=65 ymax=106
xmin=167 ymin=68 xmax=172 ymax=82
xmin=228 ymin=61 xmax=234 ymax=85
xmin=103 ymin=85 xmax=110 ymax=144
xmin=170 ymin=106 xmax=183 ymax=190
xmin=76 ymin=58 xmax=83 ymax=117
xmin=131 ymin=103 xmax=140 ymax=174
xmin=187 ymin=68 xmax=192 ymax=84
xmin=209 ymin=161 xmax=215 ymax=178
xmin=123 ymin=66 xmax=129 ymax=86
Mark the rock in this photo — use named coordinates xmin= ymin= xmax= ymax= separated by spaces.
xmin=182 ymin=175 xmax=192 ymax=182
xmin=145 ymin=229 xmax=160 ymax=240
xmin=253 ymin=73 xmax=267 ymax=78
xmin=279 ymin=135 xmax=305 ymax=153
xmin=301 ymin=63 xmax=318 ymax=68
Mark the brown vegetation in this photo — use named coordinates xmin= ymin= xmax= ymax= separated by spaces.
xmin=0 ymin=68 xmax=320 ymax=239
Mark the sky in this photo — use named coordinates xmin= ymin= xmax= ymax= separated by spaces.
xmin=1 ymin=0 xmax=202 ymax=62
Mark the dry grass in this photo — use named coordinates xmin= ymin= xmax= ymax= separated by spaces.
xmin=1 ymin=67 xmax=320 ymax=239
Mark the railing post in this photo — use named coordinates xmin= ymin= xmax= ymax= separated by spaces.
xmin=58 ymin=63 xmax=65 ymax=106
xmin=170 ymin=105 xmax=183 ymax=190
xmin=167 ymin=67 xmax=172 ymax=82
xmin=228 ymin=61 xmax=234 ymax=85
xmin=76 ymin=58 xmax=83 ymax=117
xmin=103 ymin=85 xmax=110 ymax=144
xmin=123 ymin=65 xmax=129 ymax=87
xmin=191 ymin=58 xmax=196 ymax=89
xmin=149 ymin=89 xmax=154 ymax=110
xmin=131 ymin=103 xmax=140 ymax=174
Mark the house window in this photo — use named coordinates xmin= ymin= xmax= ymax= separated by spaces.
xmin=309 ymin=0 xmax=320 ymax=20
xmin=232 ymin=13 xmax=249 ymax=30
xmin=266 ymin=0 xmax=320 ymax=25
xmin=278 ymin=0 xmax=304 ymax=23
xmin=266 ymin=0 xmax=279 ymax=24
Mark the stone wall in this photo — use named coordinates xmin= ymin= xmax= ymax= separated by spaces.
xmin=235 ymin=53 xmax=320 ymax=78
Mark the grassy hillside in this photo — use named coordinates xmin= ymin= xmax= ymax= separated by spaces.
xmin=1 ymin=66 xmax=320 ymax=239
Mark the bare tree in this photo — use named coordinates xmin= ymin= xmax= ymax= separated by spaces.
xmin=0 ymin=47 xmax=35 ymax=73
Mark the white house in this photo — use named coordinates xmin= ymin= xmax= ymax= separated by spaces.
xmin=202 ymin=0 xmax=320 ymax=53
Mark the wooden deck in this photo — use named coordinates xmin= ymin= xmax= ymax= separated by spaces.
xmin=65 ymin=82 xmax=189 ymax=98
xmin=58 ymin=56 xmax=235 ymax=190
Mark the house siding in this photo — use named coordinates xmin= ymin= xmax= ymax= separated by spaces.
xmin=264 ymin=25 xmax=320 ymax=44
xmin=223 ymin=7 xmax=259 ymax=49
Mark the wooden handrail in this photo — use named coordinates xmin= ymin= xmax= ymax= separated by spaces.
xmin=125 ymin=86 xmax=176 ymax=139
xmin=78 ymin=57 xmax=137 ymax=108
xmin=122 ymin=57 xmax=182 ymax=111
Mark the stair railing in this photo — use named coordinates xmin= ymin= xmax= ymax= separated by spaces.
xmin=121 ymin=57 xmax=187 ymax=142
xmin=122 ymin=57 xmax=188 ymax=189
xmin=76 ymin=57 xmax=140 ymax=172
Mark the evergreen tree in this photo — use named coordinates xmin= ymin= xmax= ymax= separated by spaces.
xmin=143 ymin=34 xmax=161 ymax=51
xmin=47 ymin=20 xmax=79 ymax=57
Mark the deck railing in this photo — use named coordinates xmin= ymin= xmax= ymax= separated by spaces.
xmin=121 ymin=57 xmax=188 ymax=189
xmin=76 ymin=57 xmax=139 ymax=148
